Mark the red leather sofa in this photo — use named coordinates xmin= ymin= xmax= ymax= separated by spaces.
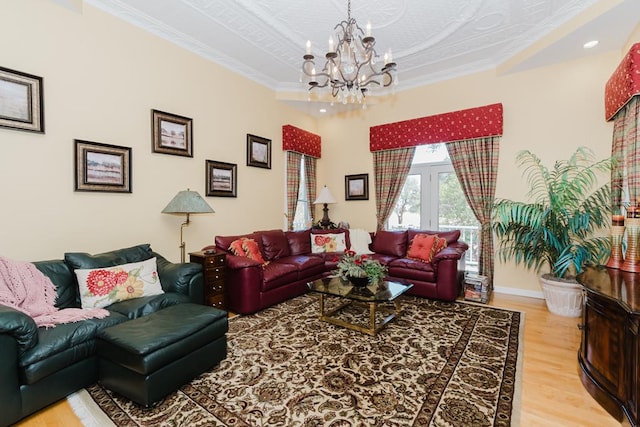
xmin=210 ymin=228 xmax=468 ymax=314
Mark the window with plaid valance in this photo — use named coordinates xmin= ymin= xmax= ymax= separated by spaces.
xmin=605 ymin=43 xmax=640 ymax=209
xmin=283 ymin=125 xmax=321 ymax=230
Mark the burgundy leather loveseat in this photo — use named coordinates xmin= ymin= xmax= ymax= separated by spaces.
xmin=211 ymin=228 xmax=468 ymax=314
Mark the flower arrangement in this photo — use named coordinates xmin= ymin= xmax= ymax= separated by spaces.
xmin=335 ymin=250 xmax=388 ymax=283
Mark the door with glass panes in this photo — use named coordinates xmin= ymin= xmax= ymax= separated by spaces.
xmin=388 ymin=144 xmax=479 ymax=271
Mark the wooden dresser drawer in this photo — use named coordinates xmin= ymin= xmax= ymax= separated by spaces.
xmin=206 ymin=293 xmax=225 ymax=309
xmin=207 ymin=281 xmax=224 ymax=294
xmin=205 ymin=255 xmax=225 ymax=268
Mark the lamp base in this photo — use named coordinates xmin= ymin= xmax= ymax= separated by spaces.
xmin=319 ymin=203 xmax=333 ymax=229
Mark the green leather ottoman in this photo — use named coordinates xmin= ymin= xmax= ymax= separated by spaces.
xmin=96 ymin=303 xmax=227 ymax=406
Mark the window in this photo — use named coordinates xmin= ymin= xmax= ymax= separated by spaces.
xmin=388 ymin=144 xmax=479 ymax=271
xmin=292 ymin=156 xmax=311 ymax=230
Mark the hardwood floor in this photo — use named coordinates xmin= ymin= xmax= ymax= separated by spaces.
xmin=16 ymin=293 xmax=620 ymax=426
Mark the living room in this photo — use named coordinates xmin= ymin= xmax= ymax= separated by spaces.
xmin=2 ymin=0 xmax=639 ymax=425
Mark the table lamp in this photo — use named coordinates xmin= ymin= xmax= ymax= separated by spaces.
xmin=162 ymin=189 xmax=214 ymax=262
xmin=313 ymin=185 xmax=337 ymax=229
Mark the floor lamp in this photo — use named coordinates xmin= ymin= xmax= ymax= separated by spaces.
xmin=162 ymin=189 xmax=214 ymax=262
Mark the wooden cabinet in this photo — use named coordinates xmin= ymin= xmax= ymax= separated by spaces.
xmin=189 ymin=250 xmax=226 ymax=310
xmin=577 ymin=266 xmax=640 ymax=426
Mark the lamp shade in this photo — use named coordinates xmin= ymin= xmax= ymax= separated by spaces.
xmin=314 ymin=185 xmax=337 ymax=204
xmin=162 ymin=189 xmax=214 ymax=214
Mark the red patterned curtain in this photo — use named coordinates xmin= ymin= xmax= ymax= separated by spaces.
xmin=286 ymin=152 xmax=302 ymax=230
xmin=370 ymin=103 xmax=503 ymax=151
xmin=606 ymin=43 xmax=640 ymax=210
xmin=373 ymin=147 xmax=416 ymax=230
xmin=447 ymin=137 xmax=500 ymax=285
xmin=611 ymin=96 xmax=640 ymax=209
xmin=283 ymin=125 xmax=321 ymax=229
xmin=304 ymin=156 xmax=317 ymax=223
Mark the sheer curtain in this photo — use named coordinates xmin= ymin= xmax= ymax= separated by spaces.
xmin=447 ymin=136 xmax=500 ymax=285
xmin=304 ymin=156 xmax=317 ymax=224
xmin=285 ymin=152 xmax=302 ymax=230
xmin=373 ymin=147 xmax=416 ymax=230
xmin=611 ymin=96 xmax=640 ymax=208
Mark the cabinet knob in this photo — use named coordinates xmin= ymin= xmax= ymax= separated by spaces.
xmin=577 ymin=323 xmax=585 ymax=330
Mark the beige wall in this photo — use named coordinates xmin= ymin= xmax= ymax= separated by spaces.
xmin=1 ymin=1 xmax=633 ymax=297
xmin=0 ymin=0 xmax=315 ymax=262
xmin=317 ymin=50 xmax=621 ymax=296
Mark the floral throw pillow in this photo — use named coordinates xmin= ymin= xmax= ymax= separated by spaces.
xmin=74 ymin=257 xmax=164 ymax=309
xmin=311 ymin=232 xmax=347 ymax=253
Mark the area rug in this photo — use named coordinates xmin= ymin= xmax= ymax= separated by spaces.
xmin=68 ymin=294 xmax=523 ymax=426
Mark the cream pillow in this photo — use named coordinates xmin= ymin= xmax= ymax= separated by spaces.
xmin=74 ymin=257 xmax=164 ymax=309
xmin=311 ymin=232 xmax=347 ymax=253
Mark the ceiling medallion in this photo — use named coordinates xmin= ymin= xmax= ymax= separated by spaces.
xmin=300 ymin=0 xmax=397 ymax=106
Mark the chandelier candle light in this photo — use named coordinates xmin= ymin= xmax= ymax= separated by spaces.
xmin=301 ymin=0 xmax=397 ymax=105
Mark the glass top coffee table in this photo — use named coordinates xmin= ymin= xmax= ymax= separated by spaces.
xmin=307 ymin=276 xmax=413 ymax=336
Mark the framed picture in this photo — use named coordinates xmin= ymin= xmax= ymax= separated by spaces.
xmin=0 ymin=66 xmax=44 ymax=133
xmin=345 ymin=173 xmax=369 ymax=200
xmin=206 ymin=160 xmax=237 ymax=197
xmin=151 ymin=109 xmax=193 ymax=157
xmin=74 ymin=139 xmax=132 ymax=193
xmin=246 ymin=134 xmax=271 ymax=169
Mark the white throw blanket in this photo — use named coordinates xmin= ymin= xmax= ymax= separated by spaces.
xmin=349 ymin=228 xmax=373 ymax=254
xmin=0 ymin=256 xmax=109 ymax=328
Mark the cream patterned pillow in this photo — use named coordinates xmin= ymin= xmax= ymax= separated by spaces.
xmin=311 ymin=232 xmax=347 ymax=253
xmin=74 ymin=257 xmax=164 ymax=309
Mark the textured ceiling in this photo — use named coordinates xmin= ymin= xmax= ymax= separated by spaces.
xmin=82 ymin=0 xmax=640 ymax=115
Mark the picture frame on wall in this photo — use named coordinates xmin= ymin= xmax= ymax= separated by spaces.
xmin=246 ymin=134 xmax=271 ymax=169
xmin=74 ymin=139 xmax=132 ymax=193
xmin=151 ymin=109 xmax=193 ymax=157
xmin=345 ymin=173 xmax=369 ymax=200
xmin=0 ymin=66 xmax=44 ymax=133
xmin=206 ymin=160 xmax=237 ymax=197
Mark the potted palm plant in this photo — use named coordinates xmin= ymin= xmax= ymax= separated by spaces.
xmin=492 ymin=147 xmax=612 ymax=317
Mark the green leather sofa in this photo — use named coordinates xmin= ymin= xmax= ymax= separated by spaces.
xmin=0 ymin=244 xmax=221 ymax=426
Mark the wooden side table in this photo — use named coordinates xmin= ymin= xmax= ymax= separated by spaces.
xmin=189 ymin=250 xmax=226 ymax=310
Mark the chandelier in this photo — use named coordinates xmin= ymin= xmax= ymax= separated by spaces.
xmin=301 ymin=0 xmax=397 ymax=105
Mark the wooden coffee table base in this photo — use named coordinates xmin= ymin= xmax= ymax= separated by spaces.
xmin=317 ymin=293 xmax=403 ymax=336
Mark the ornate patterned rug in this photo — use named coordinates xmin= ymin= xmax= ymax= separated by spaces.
xmin=68 ymin=294 xmax=523 ymax=426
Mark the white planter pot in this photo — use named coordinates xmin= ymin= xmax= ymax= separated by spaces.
xmin=539 ymin=275 xmax=584 ymax=318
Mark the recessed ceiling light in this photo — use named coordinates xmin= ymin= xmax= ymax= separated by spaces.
xmin=319 ymin=108 xmax=327 ymax=113
xmin=583 ymin=40 xmax=599 ymax=49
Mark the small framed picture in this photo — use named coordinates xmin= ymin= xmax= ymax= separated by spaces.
xmin=0 ymin=66 xmax=44 ymax=133
xmin=151 ymin=109 xmax=193 ymax=157
xmin=206 ymin=160 xmax=237 ymax=197
xmin=74 ymin=139 xmax=132 ymax=193
xmin=345 ymin=173 xmax=369 ymax=200
xmin=246 ymin=134 xmax=271 ymax=169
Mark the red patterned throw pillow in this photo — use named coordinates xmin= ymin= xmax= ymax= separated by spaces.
xmin=241 ymin=238 xmax=267 ymax=265
xmin=407 ymin=234 xmax=447 ymax=263
xmin=228 ymin=239 xmax=247 ymax=257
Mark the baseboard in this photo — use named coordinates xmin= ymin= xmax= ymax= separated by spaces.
xmin=494 ymin=286 xmax=544 ymax=299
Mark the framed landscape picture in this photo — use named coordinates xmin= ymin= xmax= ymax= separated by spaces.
xmin=345 ymin=173 xmax=369 ymax=200
xmin=0 ymin=66 xmax=44 ymax=133
xmin=151 ymin=109 xmax=193 ymax=157
xmin=206 ymin=160 xmax=237 ymax=197
xmin=74 ymin=139 xmax=132 ymax=193
xmin=246 ymin=134 xmax=271 ymax=169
